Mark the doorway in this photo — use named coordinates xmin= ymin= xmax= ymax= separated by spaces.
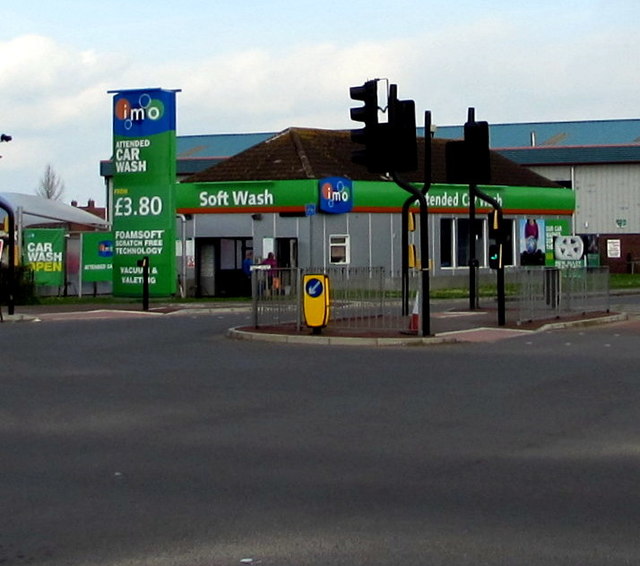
xmin=196 ymin=237 xmax=253 ymax=297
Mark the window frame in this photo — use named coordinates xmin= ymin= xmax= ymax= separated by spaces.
xmin=329 ymin=234 xmax=350 ymax=265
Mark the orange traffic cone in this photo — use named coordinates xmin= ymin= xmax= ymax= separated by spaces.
xmin=408 ymin=291 xmax=420 ymax=333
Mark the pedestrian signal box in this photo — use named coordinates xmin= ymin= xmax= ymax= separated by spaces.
xmin=303 ymin=274 xmax=330 ymax=332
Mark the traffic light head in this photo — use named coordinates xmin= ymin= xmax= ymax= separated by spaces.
xmin=445 ymin=119 xmax=492 ymax=185
xmin=388 ymin=87 xmax=417 ymax=172
xmin=464 ymin=120 xmax=491 ymax=184
xmin=350 ymin=80 xmax=394 ymax=173
xmin=489 ymin=243 xmax=502 ymax=269
xmin=350 ymin=80 xmax=385 ymax=172
xmin=487 ymin=209 xmax=505 ymax=243
xmin=350 ymin=80 xmax=419 ymax=174
xmin=407 ymin=211 xmax=415 ymax=232
xmin=349 ymin=81 xmax=378 ymax=127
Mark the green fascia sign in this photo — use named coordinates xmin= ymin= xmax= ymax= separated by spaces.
xmin=352 ymin=182 xmax=575 ymax=215
xmin=176 ymin=180 xmax=317 ymax=214
xmin=177 ymin=179 xmax=574 ymax=216
xmin=23 ymin=228 xmax=65 ymax=286
xmin=110 ymin=88 xmax=178 ymax=297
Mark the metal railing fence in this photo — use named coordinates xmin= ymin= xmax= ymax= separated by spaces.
xmin=252 ymin=266 xmax=420 ymax=332
xmin=515 ymin=266 xmax=610 ymax=323
xmin=317 ymin=266 xmax=420 ymax=332
xmin=251 ymin=267 xmax=302 ymax=329
xmin=252 ymin=265 xmax=611 ymax=331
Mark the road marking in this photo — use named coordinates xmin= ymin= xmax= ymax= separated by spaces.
xmin=34 ymin=310 xmax=163 ymax=322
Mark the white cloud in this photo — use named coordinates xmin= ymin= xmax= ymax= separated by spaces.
xmin=1 ymin=17 xmax=639 ymax=204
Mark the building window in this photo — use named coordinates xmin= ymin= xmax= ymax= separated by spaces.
xmin=500 ymin=219 xmax=514 ymax=266
xmin=440 ymin=217 xmax=514 ymax=268
xmin=440 ymin=218 xmax=453 ymax=267
xmin=329 ymin=234 xmax=350 ymax=264
xmin=457 ymin=218 xmax=485 ymax=267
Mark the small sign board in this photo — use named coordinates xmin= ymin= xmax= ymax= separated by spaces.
xmin=607 ymin=239 xmax=621 ymax=259
xmin=303 ymin=274 xmax=330 ymax=330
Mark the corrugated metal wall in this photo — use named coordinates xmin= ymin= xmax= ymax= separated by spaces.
xmin=574 ymin=164 xmax=640 ymax=234
xmin=530 ymin=163 xmax=640 ymax=234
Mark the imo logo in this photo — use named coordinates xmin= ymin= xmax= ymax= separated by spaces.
xmin=318 ymin=177 xmax=353 ymax=214
xmin=98 ymin=240 xmax=114 ymax=258
xmin=114 ymin=93 xmax=165 ymax=131
xmin=322 ymin=181 xmax=350 ymax=204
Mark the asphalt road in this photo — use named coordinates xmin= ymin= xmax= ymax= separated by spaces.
xmin=2 ymin=310 xmax=640 ymax=565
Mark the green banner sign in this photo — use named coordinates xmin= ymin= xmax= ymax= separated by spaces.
xmin=23 ymin=228 xmax=65 ymax=286
xmin=81 ymin=232 xmax=113 ymax=283
xmin=110 ymin=88 xmax=178 ymax=296
xmin=177 ymin=180 xmax=574 ymax=216
xmin=355 ymin=183 xmax=574 ymax=215
xmin=176 ymin=180 xmax=316 ymax=213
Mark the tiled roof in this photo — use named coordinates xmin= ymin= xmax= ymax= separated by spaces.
xmin=182 ymin=127 xmax=560 ymax=188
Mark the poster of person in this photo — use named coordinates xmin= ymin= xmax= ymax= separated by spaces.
xmin=519 ymin=218 xmax=546 ymax=266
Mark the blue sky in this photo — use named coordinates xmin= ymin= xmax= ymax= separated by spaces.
xmin=1 ymin=0 xmax=639 ymax=205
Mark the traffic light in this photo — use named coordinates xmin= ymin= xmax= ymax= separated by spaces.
xmin=407 ymin=211 xmax=415 ymax=232
xmin=408 ymin=244 xmax=417 ymax=268
xmin=487 ymin=208 xmax=504 ymax=243
xmin=464 ymin=120 xmax=491 ymax=184
xmin=445 ymin=140 xmax=467 ymax=184
xmin=350 ymin=80 xmax=386 ymax=172
xmin=489 ymin=244 xmax=502 ymax=269
xmin=445 ymin=119 xmax=491 ymax=185
xmin=388 ymin=86 xmax=417 ymax=172
xmin=488 ymin=209 xmax=504 ymax=270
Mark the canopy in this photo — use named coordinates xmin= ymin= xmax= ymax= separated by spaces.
xmin=0 ymin=192 xmax=109 ymax=228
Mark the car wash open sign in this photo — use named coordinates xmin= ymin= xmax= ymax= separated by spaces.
xmin=319 ymin=177 xmax=353 ymax=214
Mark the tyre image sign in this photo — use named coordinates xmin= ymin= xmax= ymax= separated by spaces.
xmin=110 ymin=88 xmax=178 ymax=296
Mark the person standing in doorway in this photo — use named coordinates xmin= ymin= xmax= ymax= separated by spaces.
xmin=261 ymin=252 xmax=278 ymax=294
xmin=242 ymin=250 xmax=253 ymax=295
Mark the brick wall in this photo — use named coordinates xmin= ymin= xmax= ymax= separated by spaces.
xmin=598 ymin=234 xmax=640 ymax=274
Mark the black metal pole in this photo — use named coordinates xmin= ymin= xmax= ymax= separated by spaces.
xmin=140 ymin=256 xmax=149 ymax=311
xmin=420 ymin=110 xmax=432 ymax=333
xmin=0 ymin=197 xmax=16 ymax=315
xmin=497 ymin=255 xmax=505 ymax=326
xmin=392 ymin=173 xmax=430 ymax=336
xmin=469 ymin=182 xmax=478 ymax=310
xmin=419 ymin=199 xmax=430 ymax=337
xmin=476 ymin=190 xmax=506 ymax=326
xmin=7 ymin=210 xmax=15 ymax=315
xmin=401 ymin=197 xmax=412 ymax=316
xmin=466 ymin=108 xmax=478 ymax=310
